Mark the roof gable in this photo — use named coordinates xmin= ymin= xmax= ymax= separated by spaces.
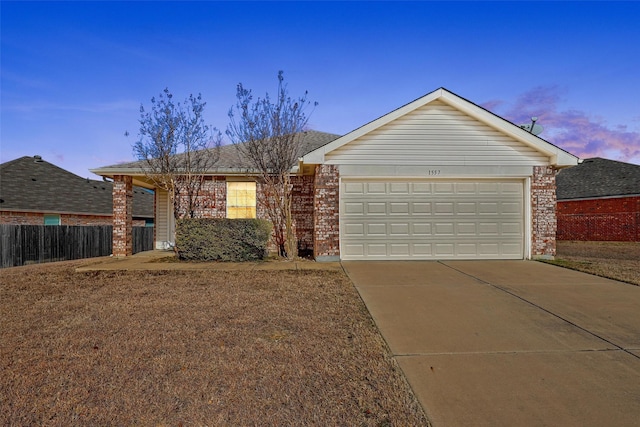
xmin=0 ymin=156 xmax=153 ymax=217
xmin=303 ymin=88 xmax=578 ymax=167
xmin=557 ymin=157 xmax=640 ymax=200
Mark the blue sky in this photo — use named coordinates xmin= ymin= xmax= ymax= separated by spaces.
xmin=2 ymin=1 xmax=639 ymax=179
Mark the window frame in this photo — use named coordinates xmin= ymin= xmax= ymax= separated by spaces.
xmin=226 ymin=181 xmax=257 ymax=219
xmin=44 ymin=214 xmax=61 ymax=226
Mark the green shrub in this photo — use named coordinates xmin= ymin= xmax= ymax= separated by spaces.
xmin=175 ymin=218 xmax=272 ymax=262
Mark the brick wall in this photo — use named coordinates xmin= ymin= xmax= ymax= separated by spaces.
xmin=253 ymin=177 xmax=315 ymax=255
xmin=313 ymin=165 xmax=340 ymax=260
xmin=112 ymin=175 xmax=133 ymax=257
xmin=1 ymin=211 xmax=45 ymax=225
xmin=531 ymin=166 xmax=558 ymax=258
xmin=173 ymin=176 xmax=315 ymax=256
xmin=291 ymin=175 xmax=315 ymax=254
xmin=0 ymin=211 xmax=147 ymax=226
xmin=175 ymin=176 xmax=226 ymax=219
xmin=557 ymin=196 xmax=640 ymax=241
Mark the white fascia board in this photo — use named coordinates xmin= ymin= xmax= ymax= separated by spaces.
xmin=303 ymin=88 xmax=446 ymax=164
xmin=438 ymin=90 xmax=579 ymax=167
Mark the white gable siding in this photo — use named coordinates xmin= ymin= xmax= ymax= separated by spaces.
xmin=325 ymin=100 xmax=549 ymax=166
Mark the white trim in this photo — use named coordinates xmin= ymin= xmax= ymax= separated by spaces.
xmin=524 ymin=176 xmax=532 ymax=260
xmin=338 ymin=176 xmax=344 ymax=260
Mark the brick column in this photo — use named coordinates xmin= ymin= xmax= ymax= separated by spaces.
xmin=113 ymin=175 xmax=133 ymax=257
xmin=313 ymin=165 xmax=340 ymax=261
xmin=531 ymin=166 xmax=557 ymax=259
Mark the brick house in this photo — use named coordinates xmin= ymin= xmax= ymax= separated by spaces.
xmin=557 ymin=157 xmax=640 ymax=241
xmin=0 ymin=155 xmax=154 ymax=226
xmin=92 ymin=88 xmax=578 ymax=259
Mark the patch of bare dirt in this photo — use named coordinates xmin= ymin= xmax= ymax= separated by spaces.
xmin=0 ymin=261 xmax=428 ymax=426
xmin=551 ymin=241 xmax=640 ymax=285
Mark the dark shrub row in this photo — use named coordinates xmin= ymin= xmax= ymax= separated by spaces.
xmin=176 ymin=218 xmax=272 ymax=262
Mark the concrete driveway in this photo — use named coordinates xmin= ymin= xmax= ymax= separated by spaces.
xmin=342 ymin=260 xmax=640 ymax=427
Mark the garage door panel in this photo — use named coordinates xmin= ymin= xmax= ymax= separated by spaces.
xmin=390 ymin=243 xmax=410 ymax=256
xmin=502 ymin=182 xmax=523 ymax=194
xmin=344 ymin=182 xmax=364 ymax=194
xmin=478 ymin=182 xmax=500 ymax=194
xmin=411 ymin=182 xmax=432 ymax=194
xmin=367 ymin=244 xmax=387 ymax=255
xmin=434 ymin=182 xmax=455 ymax=194
xmin=413 ymin=243 xmax=433 ymax=255
xmin=366 ymin=202 xmax=386 ymax=214
xmin=344 ymin=223 xmax=364 ymax=236
xmin=502 ymin=222 xmax=523 ymax=235
xmin=479 ymin=202 xmax=499 ymax=214
xmin=412 ymin=202 xmax=432 ymax=214
xmin=390 ymin=223 xmax=410 ymax=235
xmin=479 ymin=243 xmax=500 ymax=255
xmin=390 ymin=182 xmax=410 ymax=194
xmin=343 ymin=243 xmax=365 ymax=256
xmin=502 ymin=242 xmax=524 ymax=255
xmin=435 ymin=243 xmax=455 ymax=256
xmin=435 ymin=202 xmax=454 ymax=215
xmin=434 ymin=223 xmax=455 ymax=235
xmin=458 ymin=243 xmax=478 ymax=255
xmin=367 ymin=182 xmax=386 ymax=193
xmin=457 ymin=223 xmax=477 ymax=235
xmin=456 ymin=182 xmax=477 ymax=193
xmin=501 ymin=201 xmax=522 ymax=214
xmin=479 ymin=222 xmax=499 ymax=235
xmin=413 ymin=223 xmax=432 ymax=235
xmin=341 ymin=179 xmax=524 ymax=260
xmin=457 ymin=202 xmax=477 ymax=214
xmin=367 ymin=223 xmax=387 ymax=235
xmin=390 ymin=202 xmax=410 ymax=214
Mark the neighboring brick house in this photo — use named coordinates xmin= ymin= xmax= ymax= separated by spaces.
xmin=0 ymin=155 xmax=154 ymax=227
xmin=557 ymin=157 xmax=640 ymax=241
xmin=92 ymin=88 xmax=579 ymax=259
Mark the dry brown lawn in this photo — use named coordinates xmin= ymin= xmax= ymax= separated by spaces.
xmin=0 ymin=261 xmax=428 ymax=426
xmin=552 ymin=241 xmax=640 ymax=285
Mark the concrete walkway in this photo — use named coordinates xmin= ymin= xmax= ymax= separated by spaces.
xmin=75 ymin=250 xmax=343 ymax=272
xmin=342 ymin=260 xmax=640 ymax=427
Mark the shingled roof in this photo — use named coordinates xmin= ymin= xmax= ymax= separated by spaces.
xmin=92 ymin=130 xmax=341 ymax=173
xmin=556 ymin=157 xmax=640 ymax=200
xmin=0 ymin=155 xmax=154 ymax=218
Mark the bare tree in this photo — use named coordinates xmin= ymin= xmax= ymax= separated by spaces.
xmin=133 ymin=88 xmax=221 ymax=220
xmin=226 ymin=71 xmax=316 ymax=259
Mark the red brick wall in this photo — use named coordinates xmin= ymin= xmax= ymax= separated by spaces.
xmin=175 ymin=176 xmax=226 ymax=219
xmin=253 ymin=177 xmax=315 ymax=255
xmin=313 ymin=165 xmax=340 ymax=259
xmin=557 ymin=196 xmax=640 ymax=241
xmin=531 ymin=166 xmax=558 ymax=258
xmin=0 ymin=211 xmax=146 ymax=226
xmin=291 ymin=175 xmax=315 ymax=254
xmin=1 ymin=211 xmax=45 ymax=225
xmin=175 ymin=176 xmax=315 ymax=256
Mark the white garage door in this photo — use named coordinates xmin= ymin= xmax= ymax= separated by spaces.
xmin=341 ymin=180 xmax=524 ymax=260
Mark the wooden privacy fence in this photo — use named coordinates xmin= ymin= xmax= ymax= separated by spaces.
xmin=0 ymin=225 xmax=154 ymax=268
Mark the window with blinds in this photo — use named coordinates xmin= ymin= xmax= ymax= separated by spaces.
xmin=226 ymin=181 xmax=257 ymax=219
